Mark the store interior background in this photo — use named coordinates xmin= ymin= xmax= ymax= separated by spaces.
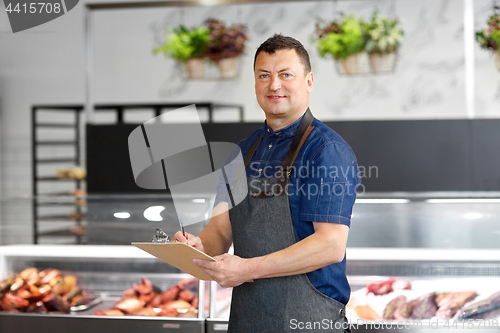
xmin=1 ymin=0 xmax=500 ymax=245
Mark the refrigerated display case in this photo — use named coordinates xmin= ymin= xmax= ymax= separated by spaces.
xmin=3 ymin=192 xmax=500 ymax=332
xmin=0 ymin=245 xmax=207 ymax=333
xmin=205 ymin=192 xmax=500 ymax=332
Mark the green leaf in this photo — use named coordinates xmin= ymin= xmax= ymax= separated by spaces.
xmin=153 ymin=24 xmax=209 ymax=62
xmin=315 ymin=14 xmax=365 ymax=60
xmin=364 ymin=9 xmax=404 ymax=54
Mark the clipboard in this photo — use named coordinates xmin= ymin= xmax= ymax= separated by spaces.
xmin=132 ymin=242 xmax=216 ymax=281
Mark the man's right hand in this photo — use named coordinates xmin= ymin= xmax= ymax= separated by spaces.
xmin=173 ymin=231 xmax=205 ymax=253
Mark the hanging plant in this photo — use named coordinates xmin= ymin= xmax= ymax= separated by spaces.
xmin=153 ymin=25 xmax=209 ymax=79
xmin=476 ymin=14 xmax=500 ymax=71
xmin=314 ymin=14 xmax=366 ymax=75
xmin=204 ymin=18 xmax=249 ymax=78
xmin=364 ymin=9 xmax=404 ymax=73
xmin=153 ymin=19 xmax=248 ymax=79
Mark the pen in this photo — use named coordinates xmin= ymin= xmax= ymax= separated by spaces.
xmin=179 ymin=218 xmax=186 ymax=239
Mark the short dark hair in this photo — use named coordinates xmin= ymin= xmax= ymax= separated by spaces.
xmin=254 ymin=34 xmax=312 ymax=74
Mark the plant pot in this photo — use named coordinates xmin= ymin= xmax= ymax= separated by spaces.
xmin=217 ymin=57 xmax=240 ymax=78
xmin=184 ymin=58 xmax=205 ymax=79
xmin=495 ymin=52 xmax=500 ymax=72
xmin=369 ymin=52 xmax=397 ymax=73
xmin=337 ymin=54 xmax=360 ymax=75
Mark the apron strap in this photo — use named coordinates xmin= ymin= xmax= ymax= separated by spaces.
xmin=243 ymin=108 xmax=314 ymax=170
xmin=280 ymin=108 xmax=314 ymax=172
xmin=244 ymin=133 xmax=264 ymax=169
xmin=228 ymin=109 xmax=315 ymax=200
xmin=228 ymin=133 xmax=263 ymax=191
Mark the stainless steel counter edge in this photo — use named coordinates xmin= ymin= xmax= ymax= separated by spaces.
xmin=2 ymin=245 xmax=500 ymax=262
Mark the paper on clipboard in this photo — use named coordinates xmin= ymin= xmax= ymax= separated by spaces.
xmin=132 ymin=242 xmax=216 ymax=280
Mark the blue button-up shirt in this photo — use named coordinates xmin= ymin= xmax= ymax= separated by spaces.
xmin=216 ymin=112 xmax=360 ymax=304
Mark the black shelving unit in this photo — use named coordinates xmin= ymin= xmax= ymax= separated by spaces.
xmin=31 ymin=105 xmax=85 ymax=244
xmin=31 ymin=102 xmax=244 ymax=244
xmin=91 ymin=102 xmax=244 ymax=123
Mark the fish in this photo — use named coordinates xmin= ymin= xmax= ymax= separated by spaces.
xmin=410 ymin=293 xmax=437 ymax=320
xmin=0 ymin=268 xmax=93 ymax=314
xmin=383 ymin=295 xmax=407 ymax=320
xmin=354 ymin=305 xmax=381 ymax=320
xmin=161 ymin=286 xmax=180 ymax=303
xmin=132 ymin=307 xmax=161 ymax=316
xmin=26 ymin=301 xmax=47 ymax=313
xmin=458 ymin=291 xmax=500 ymax=320
xmin=64 ymin=286 xmax=82 ymax=303
xmin=435 ymin=291 xmax=477 ymax=319
xmin=42 ymin=293 xmax=71 ymax=313
xmin=94 ymin=309 xmax=125 ymax=316
xmin=38 ymin=269 xmax=61 ymax=285
xmin=133 ymin=278 xmax=153 ymax=295
xmin=178 ymin=289 xmax=195 ymax=303
xmin=19 ymin=268 xmax=38 ymax=281
xmin=160 ymin=300 xmax=192 ymax=317
xmin=366 ymin=277 xmax=396 ymax=296
xmin=394 ymin=299 xmax=418 ymax=319
xmin=0 ymin=276 xmax=15 ymax=293
xmin=1 ymin=294 xmax=29 ymax=311
xmin=113 ymin=297 xmax=145 ymax=314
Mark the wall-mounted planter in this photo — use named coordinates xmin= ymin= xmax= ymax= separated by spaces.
xmin=155 ymin=19 xmax=247 ymax=81
xmin=184 ymin=58 xmax=205 ymax=79
xmin=369 ymin=52 xmax=397 ymax=73
xmin=315 ymin=10 xmax=403 ymax=77
xmin=337 ymin=54 xmax=361 ymax=75
xmin=216 ymin=57 xmax=240 ymax=79
xmin=179 ymin=58 xmax=242 ymax=80
xmin=475 ymin=14 xmax=500 ymax=72
xmin=333 ymin=52 xmax=398 ymax=76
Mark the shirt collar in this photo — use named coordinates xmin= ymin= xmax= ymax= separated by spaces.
xmin=263 ymin=110 xmax=308 ymax=138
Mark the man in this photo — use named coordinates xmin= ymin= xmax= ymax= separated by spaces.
xmin=175 ymin=34 xmax=359 ymax=332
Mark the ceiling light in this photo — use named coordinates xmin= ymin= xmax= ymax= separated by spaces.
xmin=113 ymin=212 xmax=130 ymax=219
xmin=464 ymin=212 xmax=483 ymax=219
xmin=356 ymin=199 xmax=410 ymax=204
xmin=426 ymin=199 xmax=500 ymax=204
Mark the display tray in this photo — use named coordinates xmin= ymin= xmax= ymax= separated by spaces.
xmin=0 ymin=293 xmax=205 ymax=333
xmin=0 ymin=292 xmax=200 ymax=317
xmin=344 ymin=276 xmax=500 ymax=332
xmin=0 ymin=313 xmax=204 ymax=333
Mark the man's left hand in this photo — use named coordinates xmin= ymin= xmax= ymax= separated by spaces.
xmin=193 ymin=253 xmax=253 ymax=288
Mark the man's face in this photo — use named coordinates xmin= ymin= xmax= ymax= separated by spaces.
xmin=254 ymin=49 xmax=313 ymax=120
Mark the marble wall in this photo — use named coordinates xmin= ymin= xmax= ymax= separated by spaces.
xmin=91 ymin=0 xmax=499 ymax=121
xmin=475 ymin=0 xmax=500 ymax=117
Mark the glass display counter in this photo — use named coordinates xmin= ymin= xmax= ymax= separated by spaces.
xmin=0 ymin=245 xmax=207 ymax=333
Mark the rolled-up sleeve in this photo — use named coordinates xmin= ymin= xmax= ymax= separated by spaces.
xmin=298 ymin=143 xmax=360 ymax=227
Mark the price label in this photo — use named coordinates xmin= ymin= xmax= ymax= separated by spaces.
xmin=3 ymin=0 xmax=79 ymax=33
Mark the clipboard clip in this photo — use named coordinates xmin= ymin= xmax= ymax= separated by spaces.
xmin=152 ymin=228 xmax=170 ymax=243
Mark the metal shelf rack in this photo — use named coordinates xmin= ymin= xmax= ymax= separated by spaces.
xmin=31 ymin=105 xmax=85 ymax=244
